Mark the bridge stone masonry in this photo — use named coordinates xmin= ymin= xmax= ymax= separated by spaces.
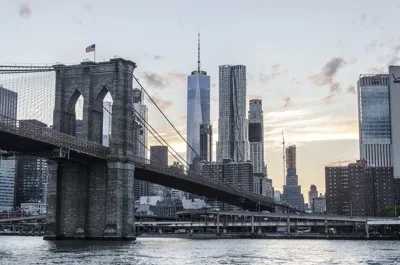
xmin=46 ymin=58 xmax=137 ymax=240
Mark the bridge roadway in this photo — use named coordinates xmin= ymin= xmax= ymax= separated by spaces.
xmin=0 ymin=115 xmax=283 ymax=212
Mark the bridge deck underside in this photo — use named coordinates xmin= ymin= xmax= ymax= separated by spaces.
xmin=0 ymin=132 xmax=106 ymax=163
xmin=134 ymin=167 xmax=275 ymax=212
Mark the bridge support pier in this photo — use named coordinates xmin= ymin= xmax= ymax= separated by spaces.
xmin=44 ymin=161 xmax=135 ymax=240
xmin=216 ymin=213 xmax=220 ymax=235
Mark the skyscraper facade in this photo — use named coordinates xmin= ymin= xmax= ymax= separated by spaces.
xmin=132 ymin=88 xmax=148 ymax=160
xmin=248 ymin=99 xmax=264 ymax=175
xmin=0 ymin=86 xmax=18 ymax=119
xmin=186 ymin=34 xmax=210 ymax=164
xmin=149 ymin=146 xmax=169 ymax=196
xmin=358 ymin=74 xmax=392 ymax=167
xmin=102 ymin=101 xmax=112 ymax=147
xmin=281 ymin=145 xmax=304 ymax=210
xmin=200 ymin=124 xmax=212 ymax=162
xmin=308 ymin=184 xmax=318 ymax=210
xmin=217 ymin=65 xmax=249 ymax=162
xmin=0 ymin=86 xmax=17 ymax=210
xmin=389 ymin=66 xmax=400 ymax=179
xmin=325 ymin=160 xmax=395 ymax=216
xmin=132 ymin=88 xmax=150 ymax=200
xmin=0 ymin=159 xmax=15 ymax=211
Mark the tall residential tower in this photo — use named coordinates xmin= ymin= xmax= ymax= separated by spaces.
xmin=217 ymin=65 xmax=249 ymax=162
xmin=186 ymin=33 xmax=210 ymax=164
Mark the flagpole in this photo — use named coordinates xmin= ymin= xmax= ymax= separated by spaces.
xmin=94 ymin=49 xmax=96 ymax=62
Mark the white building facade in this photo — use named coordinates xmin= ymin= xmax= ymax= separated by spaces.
xmin=389 ymin=66 xmax=400 ymax=178
xmin=102 ymin=101 xmax=112 ymax=147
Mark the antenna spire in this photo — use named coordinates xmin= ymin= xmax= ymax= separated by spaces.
xmin=197 ymin=32 xmax=201 ymax=72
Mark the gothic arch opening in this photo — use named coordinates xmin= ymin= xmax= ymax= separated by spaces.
xmin=92 ymin=86 xmax=113 ymax=146
xmin=64 ymin=89 xmax=83 ymax=137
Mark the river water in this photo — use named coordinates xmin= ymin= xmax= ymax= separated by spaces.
xmin=0 ymin=236 xmax=399 ymax=264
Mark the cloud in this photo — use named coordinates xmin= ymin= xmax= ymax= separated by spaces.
xmin=322 ymin=94 xmax=336 ymax=105
xmin=72 ymin=16 xmax=84 ymax=26
xmin=365 ymin=40 xmax=378 ymax=54
xmin=387 ymin=45 xmax=400 ymax=66
xmin=308 ymin=57 xmax=354 ymax=104
xmin=142 ymin=72 xmax=167 ymax=89
xmin=152 ymin=95 xmax=174 ymax=110
xmin=263 ymin=108 xmax=358 ymax=149
xmin=211 ymin=96 xmax=218 ymax=103
xmin=283 ymin=97 xmax=291 ymax=108
xmin=291 ymin=78 xmax=301 ymax=85
xmin=211 ymin=83 xmax=217 ymax=88
xmin=368 ymin=66 xmax=386 ymax=73
xmin=84 ymin=4 xmax=96 ymax=15
xmin=19 ymin=1 xmax=32 ymax=18
xmin=168 ymin=71 xmax=186 ymax=82
xmin=259 ymin=64 xmax=288 ymax=84
xmin=347 ymin=85 xmax=356 ymax=94
xmin=153 ymin=55 xmax=163 ymax=60
xmin=180 ymin=115 xmax=187 ymax=120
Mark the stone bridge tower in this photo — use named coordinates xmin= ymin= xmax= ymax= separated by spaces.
xmin=45 ymin=58 xmax=136 ymax=240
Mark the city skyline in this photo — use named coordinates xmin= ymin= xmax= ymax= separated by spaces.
xmin=4 ymin=1 xmax=400 ymax=194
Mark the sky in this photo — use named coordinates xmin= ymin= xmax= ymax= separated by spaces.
xmin=2 ymin=0 xmax=400 ymax=201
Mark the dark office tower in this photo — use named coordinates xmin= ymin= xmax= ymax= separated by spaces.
xmin=150 ymin=146 xmax=168 ymax=166
xmin=187 ymin=33 xmax=211 ymax=165
xmin=281 ymin=145 xmax=304 ymax=210
xmin=132 ymin=88 xmax=143 ymax=104
xmin=149 ymin=146 xmax=169 ymax=196
xmin=14 ymin=120 xmax=48 ymax=208
xmin=200 ymin=124 xmax=212 ymax=162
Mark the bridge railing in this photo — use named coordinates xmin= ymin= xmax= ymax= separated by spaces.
xmin=0 ymin=115 xmax=109 ymax=159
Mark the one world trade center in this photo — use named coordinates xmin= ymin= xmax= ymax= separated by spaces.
xmin=186 ymin=33 xmax=210 ymax=164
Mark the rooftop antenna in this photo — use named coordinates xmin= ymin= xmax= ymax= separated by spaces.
xmin=197 ymin=32 xmax=201 ymax=72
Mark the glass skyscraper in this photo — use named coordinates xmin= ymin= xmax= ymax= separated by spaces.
xmin=186 ymin=34 xmax=210 ymax=164
xmin=357 ymin=74 xmax=392 ymax=167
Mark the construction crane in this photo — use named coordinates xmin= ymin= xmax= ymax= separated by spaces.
xmin=282 ymin=130 xmax=286 ymax=186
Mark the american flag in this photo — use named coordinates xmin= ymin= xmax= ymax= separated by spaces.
xmin=86 ymin=44 xmax=96 ymax=53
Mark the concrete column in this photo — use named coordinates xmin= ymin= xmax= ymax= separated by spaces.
xmin=287 ymin=217 xmax=291 ymax=237
xmin=104 ymin=162 xmax=135 ymax=240
xmin=251 ymin=215 xmax=255 ymax=234
xmin=365 ymin=223 xmax=369 ymax=239
xmin=44 ymin=161 xmax=59 ymax=239
xmin=217 ymin=213 xmax=220 ymax=235
xmin=325 ymin=218 xmax=328 ymax=237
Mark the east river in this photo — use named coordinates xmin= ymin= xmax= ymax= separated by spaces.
xmin=0 ymin=236 xmax=399 ymax=264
